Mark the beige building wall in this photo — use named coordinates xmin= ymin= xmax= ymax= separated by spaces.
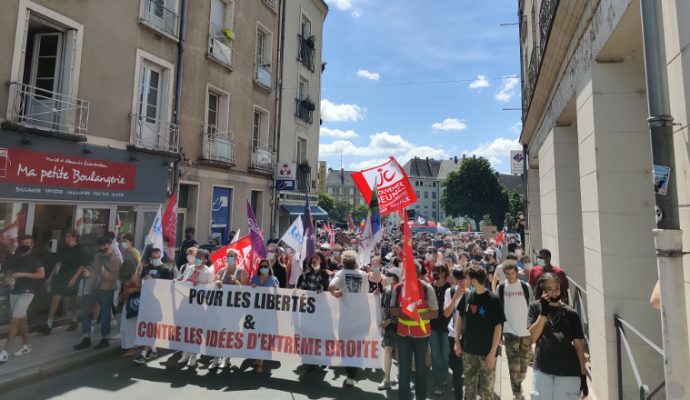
xmin=526 ymin=166 xmax=542 ymax=257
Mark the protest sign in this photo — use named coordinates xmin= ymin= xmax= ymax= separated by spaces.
xmin=351 ymin=157 xmax=417 ymax=216
xmin=135 ymin=280 xmax=383 ymax=368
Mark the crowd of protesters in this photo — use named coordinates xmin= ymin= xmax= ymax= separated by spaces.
xmin=0 ymin=219 xmax=591 ymax=399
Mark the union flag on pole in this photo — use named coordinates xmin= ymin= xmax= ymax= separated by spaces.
xmin=400 ymin=209 xmax=426 ymax=333
xmin=210 ymin=234 xmax=253 ymax=274
xmin=162 ymin=191 xmax=177 ymax=247
xmin=351 ymin=157 xmax=417 ymax=216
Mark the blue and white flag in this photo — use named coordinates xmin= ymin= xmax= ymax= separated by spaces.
xmin=145 ymin=205 xmax=164 ymax=253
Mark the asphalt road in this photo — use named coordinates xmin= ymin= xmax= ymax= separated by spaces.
xmin=0 ymin=351 xmax=457 ymax=400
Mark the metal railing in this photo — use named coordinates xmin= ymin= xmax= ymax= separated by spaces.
xmin=567 ymin=276 xmax=590 ymax=350
xmin=208 ymin=21 xmax=233 ymax=67
xmin=539 ymin=0 xmax=559 ymax=55
xmin=202 ymin=128 xmax=235 ymax=164
xmin=141 ymin=0 xmax=179 ymax=38
xmin=250 ymin=139 xmax=274 ymax=171
xmin=524 ymin=45 xmax=541 ymax=116
xmin=8 ymin=82 xmax=89 ymax=136
xmin=295 ymin=98 xmax=314 ymax=124
xmin=262 ymin=0 xmax=277 ymax=11
xmin=614 ymin=315 xmax=665 ymax=400
xmin=298 ymin=34 xmax=315 ymax=72
xmin=255 ymin=60 xmax=272 ymax=88
xmin=131 ymin=113 xmax=179 ymax=153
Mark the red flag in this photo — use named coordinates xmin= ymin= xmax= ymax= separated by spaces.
xmin=400 ymin=209 xmax=426 ymax=332
xmin=496 ymin=230 xmax=505 ymax=244
xmin=210 ymin=234 xmax=252 ymax=273
xmin=467 ymin=224 xmax=471 ymax=233
xmin=351 ymin=157 xmax=418 ymax=216
xmin=329 ymin=224 xmax=335 ymax=247
xmin=162 ymin=192 xmax=178 ymax=246
xmin=348 ymin=213 xmax=355 ymax=233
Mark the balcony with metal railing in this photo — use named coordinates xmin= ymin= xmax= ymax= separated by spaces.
xmin=298 ymin=34 xmax=316 ymax=72
xmin=6 ymin=82 xmax=89 ymax=139
xmin=295 ymin=98 xmax=315 ymax=124
xmin=262 ymin=0 xmax=277 ymax=11
xmin=140 ymin=0 xmax=180 ymax=39
xmin=250 ymin=139 xmax=274 ymax=172
xmin=255 ymin=58 xmax=272 ymax=89
xmin=208 ymin=21 xmax=233 ymax=68
xmin=130 ymin=113 xmax=179 ymax=153
xmin=201 ymin=127 xmax=235 ymax=165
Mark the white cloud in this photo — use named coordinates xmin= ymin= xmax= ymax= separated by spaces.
xmin=508 ymin=122 xmax=522 ymax=134
xmin=349 ymin=159 xmax=388 ymax=170
xmin=495 ymin=77 xmax=519 ymax=103
xmin=327 ymin=0 xmax=354 ymax=10
xmin=320 ymin=99 xmax=366 ymax=122
xmin=431 ymin=118 xmax=468 ymax=132
xmin=320 ymin=127 xmax=359 ymax=139
xmin=356 ymin=69 xmax=380 ymax=80
xmin=469 ymin=75 xmax=490 ymax=90
xmin=467 ymin=137 xmax=521 ymax=167
xmin=351 ymin=9 xmax=362 ymax=19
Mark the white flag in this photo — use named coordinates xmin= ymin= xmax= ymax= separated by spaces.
xmin=357 ymin=210 xmax=375 ymax=267
xmin=230 ymin=229 xmax=241 ymax=244
xmin=280 ymin=217 xmax=304 ymax=254
xmin=145 ymin=205 xmax=164 ymax=253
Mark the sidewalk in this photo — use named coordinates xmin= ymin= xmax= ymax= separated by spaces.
xmin=0 ymin=323 xmax=121 ymax=394
xmin=495 ymin=346 xmax=534 ymax=399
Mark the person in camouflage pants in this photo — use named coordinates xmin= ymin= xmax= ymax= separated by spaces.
xmin=504 ymin=333 xmax=532 ymax=397
xmin=462 ymin=353 xmax=496 ymax=399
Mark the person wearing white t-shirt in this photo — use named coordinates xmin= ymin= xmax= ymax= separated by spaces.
xmin=444 ymin=268 xmax=470 ymax=400
xmin=497 ymin=260 xmax=533 ymax=400
xmin=492 ymin=253 xmax=519 ymax=292
xmin=328 ymin=250 xmax=368 ymax=387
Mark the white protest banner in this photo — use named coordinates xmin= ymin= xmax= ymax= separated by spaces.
xmin=135 ymin=280 xmax=383 ymax=368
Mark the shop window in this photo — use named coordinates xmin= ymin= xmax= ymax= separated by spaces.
xmin=116 ymin=206 xmax=137 ymax=238
xmin=0 ymin=203 xmax=28 ymax=254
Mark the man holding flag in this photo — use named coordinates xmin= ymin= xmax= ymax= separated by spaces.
xmin=390 ymin=210 xmax=439 ymax=400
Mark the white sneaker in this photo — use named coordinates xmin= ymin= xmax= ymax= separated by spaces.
xmin=377 ymin=379 xmax=391 ymax=390
xmin=178 ymin=353 xmax=191 ymax=365
xmin=13 ymin=345 xmax=31 ymax=356
xmin=218 ymin=358 xmax=228 ymax=369
xmin=209 ymin=357 xmax=221 ymax=369
xmin=0 ymin=350 xmax=7 ymax=362
xmin=187 ymin=354 xmax=197 ymax=368
xmin=344 ymin=378 xmax=355 ymax=387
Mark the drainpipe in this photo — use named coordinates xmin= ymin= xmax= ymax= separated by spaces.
xmin=270 ymin=0 xmax=287 ymax=239
xmin=640 ymin=1 xmax=690 ymax=399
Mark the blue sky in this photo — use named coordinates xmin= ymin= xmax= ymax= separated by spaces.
xmin=318 ymin=0 xmax=522 ymax=173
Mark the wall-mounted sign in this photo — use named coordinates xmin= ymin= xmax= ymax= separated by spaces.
xmin=511 ymin=150 xmax=525 ymax=175
xmin=276 ymin=162 xmax=296 ymax=180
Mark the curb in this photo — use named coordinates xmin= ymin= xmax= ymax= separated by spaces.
xmin=0 ymin=344 xmax=121 ymax=395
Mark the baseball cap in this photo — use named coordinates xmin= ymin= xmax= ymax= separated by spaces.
xmin=385 ymin=267 xmax=402 ymax=282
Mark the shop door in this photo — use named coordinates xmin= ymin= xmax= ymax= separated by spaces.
xmin=31 ymin=204 xmax=74 ymax=258
xmin=74 ymin=205 xmax=115 ymax=255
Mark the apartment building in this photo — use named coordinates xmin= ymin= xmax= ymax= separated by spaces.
xmin=325 ymin=168 xmax=365 ymax=208
xmin=273 ymin=0 xmax=328 ymax=237
xmin=519 ymin=0 xmax=690 ymax=397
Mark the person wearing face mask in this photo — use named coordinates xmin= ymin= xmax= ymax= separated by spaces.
xmin=119 ymin=233 xmax=141 ymax=265
xmin=74 ymin=237 xmax=121 ymax=351
xmin=177 ymin=249 xmax=215 ymax=368
xmin=42 ymin=229 xmax=88 ymax=335
xmin=177 ymin=247 xmax=198 ymax=278
xmin=0 ymin=235 xmax=45 ymax=362
xmin=367 ymin=256 xmax=384 ymax=294
xmin=250 ymin=260 xmax=279 ymax=288
xmin=528 ymin=273 xmax=588 ymax=399
xmin=377 ymin=266 xmax=401 ymax=390
xmin=444 ymin=267 xmax=470 ymax=400
xmin=527 ymin=249 xmax=569 ymax=303
xmin=176 ymin=227 xmax=198 ymax=268
xmin=519 ymin=255 xmax=532 ymax=283
xmin=430 ymin=264 xmax=452 ymax=395
xmin=266 ymin=244 xmax=287 ymax=288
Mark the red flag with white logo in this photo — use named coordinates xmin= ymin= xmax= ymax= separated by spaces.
xmin=400 ymin=209 xmax=426 ymax=332
xmin=351 ymin=157 xmax=418 ymax=216
xmin=162 ymin=192 xmax=177 ymax=247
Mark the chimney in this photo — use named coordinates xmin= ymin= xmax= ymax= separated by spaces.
xmin=341 ymin=168 xmax=344 ymax=185
xmin=454 ymin=156 xmax=458 ymax=164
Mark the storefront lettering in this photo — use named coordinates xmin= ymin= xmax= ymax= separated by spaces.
xmin=71 ymin=170 xmax=126 ymax=188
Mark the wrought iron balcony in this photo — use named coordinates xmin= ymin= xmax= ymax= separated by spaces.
xmin=297 ymin=162 xmax=311 ymax=192
xmin=250 ymin=139 xmax=274 ymax=172
xmin=131 ymin=113 xmax=179 ymax=153
xmin=539 ymin=0 xmax=559 ymax=55
xmin=8 ymin=82 xmax=89 ymax=137
xmin=208 ymin=22 xmax=233 ymax=67
xmin=523 ymin=46 xmax=540 ymax=117
xmin=262 ymin=0 xmax=277 ymax=11
xmin=298 ymin=34 xmax=316 ymax=72
xmin=202 ymin=127 xmax=235 ymax=164
xmin=295 ymin=98 xmax=315 ymax=124
xmin=255 ymin=58 xmax=272 ymax=88
xmin=140 ymin=0 xmax=179 ymax=38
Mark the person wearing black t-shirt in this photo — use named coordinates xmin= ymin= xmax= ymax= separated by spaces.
xmin=528 ymin=272 xmax=588 ymax=399
xmin=430 ymin=264 xmax=452 ymax=396
xmin=1 ymin=235 xmax=45 ymax=362
xmin=454 ymin=266 xmax=504 ymax=400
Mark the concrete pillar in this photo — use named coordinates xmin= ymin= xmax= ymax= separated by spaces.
xmin=526 ymin=166 xmax=542 ymax=259
xmin=576 ymin=59 xmax=663 ymax=399
xmin=537 ymin=125 xmax=586 ymax=285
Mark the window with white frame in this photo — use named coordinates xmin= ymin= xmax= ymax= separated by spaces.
xmin=255 ymin=25 xmax=273 ymax=87
xmin=132 ymin=51 xmax=175 ymax=151
xmin=208 ymin=0 xmax=234 ymax=67
xmin=252 ymin=108 xmax=269 ymax=150
xmin=297 ymin=138 xmax=307 ymax=165
xmin=301 ymin=15 xmax=312 ymax=38
xmin=205 ymin=87 xmax=229 ymax=135
xmin=298 ymin=77 xmax=309 ymax=100
xmin=140 ymin=0 xmax=180 ymax=38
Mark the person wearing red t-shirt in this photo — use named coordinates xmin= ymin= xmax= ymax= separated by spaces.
xmin=528 ymin=249 xmax=569 ymax=304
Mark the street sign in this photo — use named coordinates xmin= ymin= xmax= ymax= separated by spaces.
xmin=511 ymin=150 xmax=524 ymax=175
xmin=277 ymin=179 xmax=296 ymax=191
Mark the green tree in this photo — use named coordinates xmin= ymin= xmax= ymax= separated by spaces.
xmin=443 ymin=217 xmax=457 ymax=230
xmin=352 ymin=205 xmax=369 ymax=223
xmin=508 ymin=190 xmax=525 ymax=225
xmin=440 ymin=156 xmax=510 ymax=227
xmin=318 ymin=193 xmax=335 ymax=215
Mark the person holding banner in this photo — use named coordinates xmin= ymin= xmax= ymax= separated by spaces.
xmin=266 ymin=243 xmax=287 ymax=288
xmin=378 ymin=266 xmax=401 ymax=390
xmin=178 ymin=249 xmax=215 ymax=368
xmin=390 ymin=259 xmax=439 ymax=400
xmin=328 ymin=250 xmax=369 ymax=387
xmin=248 ymin=259 xmax=279 ymax=373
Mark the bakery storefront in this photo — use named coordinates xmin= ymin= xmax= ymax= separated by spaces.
xmin=0 ymin=131 xmax=170 ymax=327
